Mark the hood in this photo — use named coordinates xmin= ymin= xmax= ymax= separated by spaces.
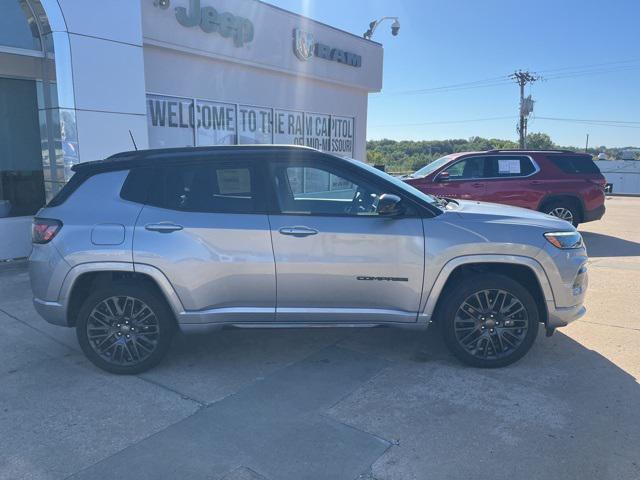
xmin=449 ymin=199 xmax=575 ymax=231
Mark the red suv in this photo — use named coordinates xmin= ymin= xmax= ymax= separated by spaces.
xmin=403 ymin=149 xmax=606 ymax=226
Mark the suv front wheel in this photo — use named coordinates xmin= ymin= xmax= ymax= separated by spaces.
xmin=76 ymin=281 xmax=176 ymax=374
xmin=440 ymin=273 xmax=539 ymax=368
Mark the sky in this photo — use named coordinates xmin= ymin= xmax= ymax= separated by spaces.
xmin=268 ymin=0 xmax=640 ymax=148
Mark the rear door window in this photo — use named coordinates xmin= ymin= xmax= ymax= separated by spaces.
xmin=149 ymin=161 xmax=263 ymax=214
xmin=548 ymin=155 xmax=601 ymax=174
xmin=485 ymin=156 xmax=536 ymax=178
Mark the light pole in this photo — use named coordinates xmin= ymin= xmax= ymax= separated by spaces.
xmin=363 ymin=17 xmax=400 ymax=40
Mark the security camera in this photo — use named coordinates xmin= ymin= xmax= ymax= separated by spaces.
xmin=364 ymin=17 xmax=400 ymax=39
xmin=391 ymin=19 xmax=400 ymax=36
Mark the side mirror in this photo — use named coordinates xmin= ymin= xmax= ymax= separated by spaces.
xmin=435 ymin=171 xmax=450 ymax=182
xmin=377 ymin=193 xmax=403 ymax=216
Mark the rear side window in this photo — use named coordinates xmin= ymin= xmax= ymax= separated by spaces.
xmin=148 ymin=162 xmax=261 ymax=214
xmin=46 ymin=171 xmax=90 ymax=207
xmin=485 ymin=156 xmax=536 ymax=177
xmin=547 ymin=155 xmax=601 ymax=174
xmin=120 ymin=167 xmax=154 ymax=204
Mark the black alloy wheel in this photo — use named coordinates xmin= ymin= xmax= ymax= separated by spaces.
xmin=440 ymin=273 xmax=539 ymax=368
xmin=76 ymin=282 xmax=175 ymax=374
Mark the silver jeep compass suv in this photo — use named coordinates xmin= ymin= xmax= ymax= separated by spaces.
xmin=29 ymin=146 xmax=588 ymax=374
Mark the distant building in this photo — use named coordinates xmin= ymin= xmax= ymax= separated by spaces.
xmin=621 ymin=149 xmax=639 ymax=161
xmin=596 ymin=159 xmax=640 ymax=194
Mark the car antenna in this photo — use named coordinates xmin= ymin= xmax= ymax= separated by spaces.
xmin=129 ymin=130 xmax=138 ymax=151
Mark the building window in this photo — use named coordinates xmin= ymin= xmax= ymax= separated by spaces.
xmin=0 ymin=77 xmax=45 ymax=218
xmin=0 ymin=1 xmax=41 ymax=51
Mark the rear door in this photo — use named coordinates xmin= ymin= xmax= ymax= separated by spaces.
xmin=266 ymin=154 xmax=425 ymax=324
xmin=133 ymin=157 xmax=276 ymax=321
xmin=483 ymin=155 xmax=541 ymax=209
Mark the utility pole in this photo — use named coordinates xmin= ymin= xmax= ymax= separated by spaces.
xmin=585 ymin=133 xmax=589 ymax=152
xmin=509 ymin=70 xmax=541 ymax=149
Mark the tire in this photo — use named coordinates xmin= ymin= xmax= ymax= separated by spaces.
xmin=76 ymin=281 xmax=176 ymax=374
xmin=543 ymin=200 xmax=580 ymax=227
xmin=439 ymin=273 xmax=539 ymax=368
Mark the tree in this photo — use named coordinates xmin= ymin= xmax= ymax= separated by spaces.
xmin=367 ymin=136 xmax=635 ymax=173
xmin=526 ymin=132 xmax=554 ymax=150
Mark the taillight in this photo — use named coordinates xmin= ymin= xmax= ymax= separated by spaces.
xmin=587 ymin=178 xmax=607 ymax=190
xmin=32 ymin=218 xmax=62 ymax=244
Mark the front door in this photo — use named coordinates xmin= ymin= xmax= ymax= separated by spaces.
xmin=267 ymin=157 xmax=425 ymax=324
xmin=133 ymin=159 xmax=276 ymax=322
xmin=431 ymin=155 xmax=489 ymax=201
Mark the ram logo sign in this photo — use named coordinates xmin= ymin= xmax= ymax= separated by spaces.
xmin=292 ymin=28 xmax=362 ymax=68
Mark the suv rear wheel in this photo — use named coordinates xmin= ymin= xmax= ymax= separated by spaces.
xmin=76 ymin=281 xmax=175 ymax=374
xmin=542 ymin=199 xmax=580 ymax=227
xmin=439 ymin=273 xmax=539 ymax=368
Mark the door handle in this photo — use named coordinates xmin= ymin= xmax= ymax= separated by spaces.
xmin=471 ymin=183 xmax=484 ymax=188
xmin=145 ymin=222 xmax=184 ymax=233
xmin=279 ymin=226 xmax=318 ymax=237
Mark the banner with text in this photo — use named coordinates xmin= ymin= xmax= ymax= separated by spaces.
xmin=146 ymin=94 xmax=355 ymax=157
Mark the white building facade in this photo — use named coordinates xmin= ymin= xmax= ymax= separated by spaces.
xmin=595 ymin=160 xmax=640 ymax=194
xmin=0 ymin=0 xmax=384 ymax=260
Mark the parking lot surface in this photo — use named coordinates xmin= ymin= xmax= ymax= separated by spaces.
xmin=1 ymin=196 xmax=639 ymax=480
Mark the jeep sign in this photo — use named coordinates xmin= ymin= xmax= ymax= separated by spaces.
xmin=293 ymin=28 xmax=362 ymax=67
xmin=172 ymin=0 xmax=254 ymax=47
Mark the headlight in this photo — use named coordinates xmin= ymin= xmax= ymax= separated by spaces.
xmin=544 ymin=231 xmax=583 ymax=249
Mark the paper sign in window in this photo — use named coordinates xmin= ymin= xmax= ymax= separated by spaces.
xmin=216 ymin=169 xmax=251 ymax=195
xmin=498 ymin=159 xmax=521 ymax=174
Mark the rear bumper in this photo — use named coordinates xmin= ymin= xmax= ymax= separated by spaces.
xmin=547 ymin=303 xmax=586 ymax=329
xmin=33 ymin=297 xmax=68 ymax=327
xmin=583 ymin=203 xmax=605 ymax=223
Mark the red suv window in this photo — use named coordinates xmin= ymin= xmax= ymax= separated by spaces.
xmin=485 ymin=156 xmax=536 ymax=178
xmin=547 ymin=154 xmax=601 ymax=174
xmin=443 ymin=156 xmax=490 ymax=179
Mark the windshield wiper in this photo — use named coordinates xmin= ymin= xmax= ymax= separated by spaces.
xmin=434 ymin=196 xmax=458 ymax=209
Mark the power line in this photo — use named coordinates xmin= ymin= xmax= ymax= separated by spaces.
xmin=536 ymin=57 xmax=640 ymax=75
xmin=542 ymin=64 xmax=640 ymax=81
xmin=370 ymin=115 xmax=640 ymax=130
xmin=377 ymin=77 xmax=512 ymax=97
xmin=372 ymin=58 xmax=640 ymax=99
xmin=536 ymin=116 xmax=640 ymax=125
xmin=534 ymin=116 xmax=640 ymax=129
xmin=370 ymin=116 xmax=516 ymax=128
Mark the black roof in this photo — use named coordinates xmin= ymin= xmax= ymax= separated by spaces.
xmin=72 ymin=145 xmax=319 ymax=174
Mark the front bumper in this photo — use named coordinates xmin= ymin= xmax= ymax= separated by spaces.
xmin=547 ymin=303 xmax=586 ymax=329
xmin=33 ymin=297 xmax=67 ymax=326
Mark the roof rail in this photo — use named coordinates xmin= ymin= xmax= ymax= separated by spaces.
xmin=486 ymin=149 xmax=577 ymax=154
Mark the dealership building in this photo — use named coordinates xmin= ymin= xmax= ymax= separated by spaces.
xmin=0 ymin=0 xmax=384 ymax=260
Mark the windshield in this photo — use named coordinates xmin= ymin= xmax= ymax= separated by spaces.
xmin=411 ymin=155 xmax=454 ymax=178
xmin=342 ymin=157 xmax=443 ymax=210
